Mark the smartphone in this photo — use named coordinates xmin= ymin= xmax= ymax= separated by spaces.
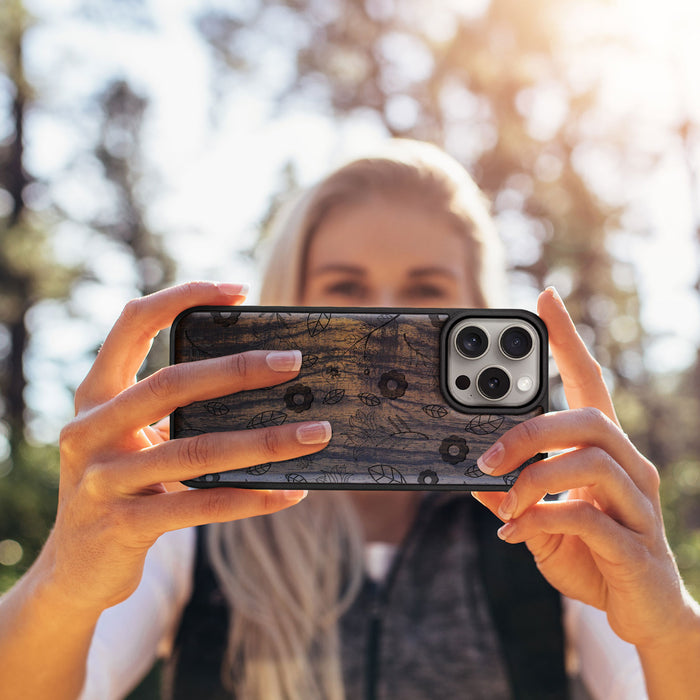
xmin=170 ymin=307 xmax=548 ymax=491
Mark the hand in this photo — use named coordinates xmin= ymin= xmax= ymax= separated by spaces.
xmin=44 ymin=282 xmax=330 ymax=614
xmin=473 ymin=287 xmax=696 ymax=650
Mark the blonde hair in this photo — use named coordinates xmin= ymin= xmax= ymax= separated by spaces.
xmin=206 ymin=494 xmax=364 ymax=699
xmin=259 ymin=138 xmax=505 ymax=307
xmin=207 ymin=139 xmax=506 ymax=699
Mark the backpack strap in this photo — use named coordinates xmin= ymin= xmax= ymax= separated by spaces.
xmin=161 ymin=525 xmax=232 ymax=700
xmin=473 ymin=503 xmax=569 ymax=699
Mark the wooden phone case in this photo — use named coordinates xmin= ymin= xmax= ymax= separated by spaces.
xmin=170 ymin=307 xmax=548 ymax=490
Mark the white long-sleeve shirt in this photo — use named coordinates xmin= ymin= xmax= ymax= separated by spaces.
xmin=80 ymin=527 xmax=647 ymax=699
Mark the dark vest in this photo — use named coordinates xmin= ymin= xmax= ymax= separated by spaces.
xmin=162 ymin=496 xmax=568 ymax=699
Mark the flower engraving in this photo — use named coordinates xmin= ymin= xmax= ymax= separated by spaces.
xmin=378 ymin=370 xmax=408 ymax=399
xmin=211 ymin=310 xmax=241 ymax=327
xmin=418 ymin=469 xmax=439 ymax=485
xmin=439 ymin=435 xmax=470 ymax=465
xmin=284 ymin=384 xmax=314 ymax=413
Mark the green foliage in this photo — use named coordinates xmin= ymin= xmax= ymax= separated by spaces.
xmin=0 ymin=0 xmax=175 ymax=593
xmin=661 ymin=458 xmax=700 ymax=601
xmin=0 ymin=441 xmax=59 ymax=593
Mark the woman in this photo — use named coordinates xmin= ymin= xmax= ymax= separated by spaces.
xmin=1 ymin=140 xmax=698 ymax=699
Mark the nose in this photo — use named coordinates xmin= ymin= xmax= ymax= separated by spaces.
xmin=372 ymin=289 xmax=401 ymax=307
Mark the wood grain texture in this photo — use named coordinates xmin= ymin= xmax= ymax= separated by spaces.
xmin=171 ymin=308 xmax=547 ymax=491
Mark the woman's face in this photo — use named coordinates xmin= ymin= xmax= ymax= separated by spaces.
xmin=301 ymin=197 xmax=477 ymax=308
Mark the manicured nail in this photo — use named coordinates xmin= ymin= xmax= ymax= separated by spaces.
xmin=266 ymin=350 xmax=302 ymax=372
xmin=497 ymin=521 xmax=516 ymax=541
xmin=296 ymin=421 xmax=332 ymax=445
xmin=217 ymin=282 xmax=250 ymax=297
xmin=498 ymin=490 xmax=517 ymax=521
xmin=546 ymin=286 xmax=562 ymax=303
xmin=283 ymin=489 xmax=308 ymax=502
xmin=477 ymin=442 xmax=504 ymax=474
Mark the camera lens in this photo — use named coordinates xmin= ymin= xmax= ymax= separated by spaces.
xmin=455 ymin=325 xmax=488 ymax=359
xmin=499 ymin=326 xmax=533 ymax=359
xmin=455 ymin=374 xmax=470 ymax=390
xmin=477 ymin=367 xmax=511 ymax=400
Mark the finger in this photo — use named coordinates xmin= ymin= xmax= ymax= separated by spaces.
xmin=90 ymin=349 xmax=302 ymax=438
xmin=471 ymin=490 xmax=507 ymax=518
xmin=78 ymin=281 xmax=249 ymax=408
xmin=495 ymin=447 xmax=653 ymax=533
xmin=472 ymin=491 xmax=606 ymax=601
xmin=476 ymin=408 xmax=660 ymax=496
xmin=114 ymin=421 xmax=332 ymax=488
xmin=495 ymin=498 xmax=641 ymax=566
xmin=151 ymin=417 xmax=171 ymax=443
xmin=141 ymin=418 xmax=171 ymax=447
xmin=537 ymin=287 xmax=618 ymax=424
xmin=136 ymin=486 xmax=309 ymax=538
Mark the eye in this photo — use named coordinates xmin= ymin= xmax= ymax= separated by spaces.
xmin=323 ymin=280 xmax=368 ymax=300
xmin=405 ymin=284 xmax=450 ymax=300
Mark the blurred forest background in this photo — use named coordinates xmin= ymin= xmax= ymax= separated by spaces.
xmin=2 ymin=0 xmax=700 ymax=680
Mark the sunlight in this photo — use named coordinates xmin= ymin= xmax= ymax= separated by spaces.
xmin=562 ymin=0 xmax=700 ymax=371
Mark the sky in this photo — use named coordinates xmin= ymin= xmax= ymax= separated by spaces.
xmin=10 ymin=0 xmax=700 ymax=442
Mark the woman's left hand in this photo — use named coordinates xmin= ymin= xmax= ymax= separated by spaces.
xmin=473 ymin=288 xmax=697 ymax=652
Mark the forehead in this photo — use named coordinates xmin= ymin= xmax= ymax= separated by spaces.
xmin=307 ymin=197 xmax=469 ymax=274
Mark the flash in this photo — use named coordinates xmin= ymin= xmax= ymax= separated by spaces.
xmin=517 ymin=376 xmax=533 ymax=392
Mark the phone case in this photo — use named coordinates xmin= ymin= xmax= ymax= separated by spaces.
xmin=170 ymin=306 xmax=548 ymax=491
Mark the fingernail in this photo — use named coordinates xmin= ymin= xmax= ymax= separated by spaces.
xmin=283 ymin=489 xmax=308 ymax=502
xmin=497 ymin=521 xmax=516 ymax=541
xmin=498 ymin=489 xmax=517 ymax=521
xmin=217 ymin=282 xmax=250 ymax=297
xmin=266 ymin=350 xmax=302 ymax=372
xmin=296 ymin=421 xmax=332 ymax=445
xmin=477 ymin=442 xmax=504 ymax=474
xmin=546 ymin=286 xmax=562 ymax=303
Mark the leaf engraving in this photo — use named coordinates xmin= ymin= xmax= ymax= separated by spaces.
xmin=504 ymin=472 xmax=519 ymax=487
xmin=422 ymin=404 xmax=448 ymax=419
xmin=358 ymin=393 xmax=381 ymax=407
xmin=247 ymin=463 xmax=271 ymax=476
xmin=464 ymin=415 xmax=504 ymax=435
xmin=317 ymin=466 xmax=351 ymax=484
xmin=464 ymin=463 xmax=485 ymax=478
xmin=247 ymin=410 xmax=287 ymax=429
xmin=205 ymin=401 xmax=229 ymax=416
xmin=368 ymin=464 xmax=407 ymax=485
xmin=322 ymin=388 xmax=345 ymax=405
xmin=302 ymin=354 xmax=319 ymax=369
xmin=307 ymin=312 xmax=332 ymax=337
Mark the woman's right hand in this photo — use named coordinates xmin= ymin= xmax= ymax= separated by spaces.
xmin=45 ymin=282 xmax=329 ymax=614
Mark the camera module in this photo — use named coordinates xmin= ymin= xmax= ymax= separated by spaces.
xmin=455 ymin=325 xmax=488 ymax=359
xmin=445 ymin=314 xmax=541 ymax=409
xmin=499 ymin=326 xmax=533 ymax=360
xmin=477 ymin=366 xmax=511 ymax=401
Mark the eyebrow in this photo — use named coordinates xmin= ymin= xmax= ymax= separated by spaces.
xmin=310 ymin=264 xmax=459 ymax=280
xmin=408 ymin=267 xmax=460 ymax=280
xmin=310 ymin=264 xmax=366 ymax=276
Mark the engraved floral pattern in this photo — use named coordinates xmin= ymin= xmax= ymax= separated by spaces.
xmin=439 ymin=435 xmax=470 ymax=465
xmin=173 ymin=310 xmax=541 ymax=489
xmin=284 ymin=384 xmax=314 ymax=413
xmin=211 ymin=310 xmax=241 ymax=327
xmin=378 ymin=370 xmax=408 ymax=399
xmin=418 ymin=469 xmax=439 ymax=485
